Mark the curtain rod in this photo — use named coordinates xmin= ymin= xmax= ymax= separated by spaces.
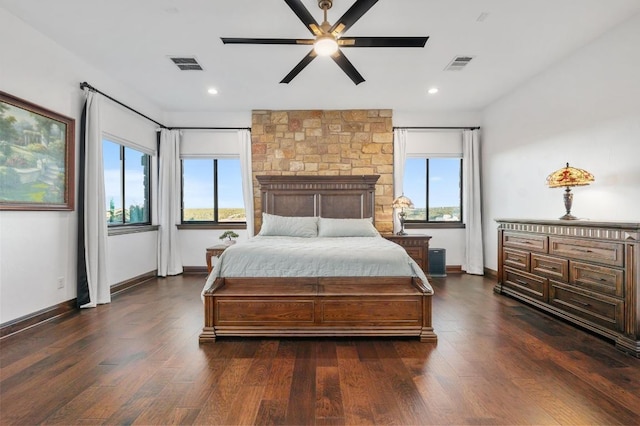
xmin=79 ymin=82 xmax=251 ymax=131
xmin=80 ymin=82 xmax=474 ymax=133
xmin=393 ymin=126 xmax=480 ymax=130
xmin=80 ymin=82 xmax=167 ymax=129
xmin=172 ymin=126 xmax=251 ymax=131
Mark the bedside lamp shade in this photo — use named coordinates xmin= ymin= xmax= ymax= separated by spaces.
xmin=392 ymin=195 xmax=414 ymax=210
xmin=392 ymin=195 xmax=414 ymax=235
xmin=546 ymin=163 xmax=594 ymax=220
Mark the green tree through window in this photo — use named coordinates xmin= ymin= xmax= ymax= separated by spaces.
xmin=103 ymin=138 xmax=150 ymax=225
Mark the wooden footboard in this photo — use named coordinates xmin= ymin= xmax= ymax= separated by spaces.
xmin=199 ymin=276 xmax=437 ymax=343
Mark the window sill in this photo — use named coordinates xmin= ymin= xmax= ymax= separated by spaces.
xmin=178 ymin=223 xmax=247 ymax=230
xmin=108 ymin=224 xmax=159 ymax=236
xmin=405 ymin=222 xmax=466 ymax=230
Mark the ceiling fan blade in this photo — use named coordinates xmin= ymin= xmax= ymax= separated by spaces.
xmin=340 ymin=36 xmax=429 ymax=48
xmin=280 ymin=50 xmax=318 ymax=84
xmin=221 ymin=37 xmax=313 ymax=45
xmin=284 ymin=0 xmax=322 ymax=36
xmin=330 ymin=0 xmax=379 ymax=37
xmin=331 ymin=50 xmax=365 ymax=85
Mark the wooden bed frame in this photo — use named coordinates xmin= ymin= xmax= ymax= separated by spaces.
xmin=199 ymin=175 xmax=437 ymax=343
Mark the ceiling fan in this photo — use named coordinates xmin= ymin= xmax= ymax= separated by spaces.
xmin=221 ymin=0 xmax=429 ymax=85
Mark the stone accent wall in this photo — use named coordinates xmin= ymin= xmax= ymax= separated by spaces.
xmin=251 ymin=109 xmax=394 ymax=233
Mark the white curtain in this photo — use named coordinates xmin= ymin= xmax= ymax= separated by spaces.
xmin=462 ymin=129 xmax=484 ymax=275
xmin=392 ymin=128 xmax=408 ymax=233
xmin=239 ymin=129 xmax=255 ymax=236
xmin=157 ymin=129 xmax=183 ymax=276
xmin=81 ymin=89 xmax=110 ymax=307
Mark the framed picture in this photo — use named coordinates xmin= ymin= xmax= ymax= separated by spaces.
xmin=0 ymin=91 xmax=75 ymax=211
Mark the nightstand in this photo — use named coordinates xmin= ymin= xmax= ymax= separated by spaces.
xmin=206 ymin=244 xmax=228 ymax=272
xmin=383 ymin=234 xmax=432 ymax=273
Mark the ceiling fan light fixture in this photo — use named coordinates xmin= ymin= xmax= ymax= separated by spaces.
xmin=314 ymin=34 xmax=338 ymax=56
xmin=221 ymin=0 xmax=429 ymax=84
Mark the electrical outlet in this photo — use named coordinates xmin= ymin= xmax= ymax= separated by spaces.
xmin=57 ymin=277 xmax=64 ymax=289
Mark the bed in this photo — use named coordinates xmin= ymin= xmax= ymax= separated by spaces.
xmin=199 ymin=175 xmax=437 ymax=343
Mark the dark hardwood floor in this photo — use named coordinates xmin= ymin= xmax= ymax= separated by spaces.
xmin=1 ymin=273 xmax=639 ymax=425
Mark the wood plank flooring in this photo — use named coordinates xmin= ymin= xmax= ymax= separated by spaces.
xmin=1 ymin=273 xmax=639 ymax=425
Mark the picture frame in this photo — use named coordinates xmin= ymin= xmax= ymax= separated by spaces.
xmin=0 ymin=91 xmax=75 ymax=211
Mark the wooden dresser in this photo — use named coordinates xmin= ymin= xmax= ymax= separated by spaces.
xmin=495 ymin=219 xmax=640 ymax=357
xmin=383 ymin=234 xmax=431 ymax=274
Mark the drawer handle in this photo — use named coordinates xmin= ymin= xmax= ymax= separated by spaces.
xmin=516 ymin=279 xmax=529 ymax=286
xmin=573 ymin=248 xmax=594 ymax=254
xmin=569 ymin=298 xmax=591 ymax=307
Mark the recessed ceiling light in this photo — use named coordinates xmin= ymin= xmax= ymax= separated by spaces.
xmin=207 ymin=88 xmax=218 ymax=95
xmin=427 ymin=87 xmax=439 ymax=94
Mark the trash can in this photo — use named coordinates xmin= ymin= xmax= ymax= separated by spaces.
xmin=428 ymin=248 xmax=446 ymax=277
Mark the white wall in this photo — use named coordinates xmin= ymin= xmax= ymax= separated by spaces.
xmin=481 ymin=14 xmax=640 ymax=271
xmin=394 ymin=110 xmax=481 ymax=128
xmin=0 ymin=8 xmax=162 ymax=323
xmin=163 ymin=111 xmax=250 ymax=128
xmin=108 ymin=232 xmax=158 ymax=285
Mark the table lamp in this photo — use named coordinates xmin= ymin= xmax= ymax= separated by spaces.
xmin=546 ymin=162 xmax=594 ymax=220
xmin=392 ymin=195 xmax=414 ymax=235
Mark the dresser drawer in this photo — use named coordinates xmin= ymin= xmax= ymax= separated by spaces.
xmin=570 ymin=261 xmax=624 ymax=297
xmin=503 ymin=232 xmax=548 ymax=253
xmin=503 ymin=268 xmax=547 ymax=302
xmin=504 ymin=248 xmax=529 ymax=271
xmin=549 ymin=237 xmax=624 ymax=267
xmin=531 ymin=254 xmax=568 ymax=282
xmin=549 ymin=282 xmax=624 ymax=332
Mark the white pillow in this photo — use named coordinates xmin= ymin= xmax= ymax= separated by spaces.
xmin=317 ymin=217 xmax=380 ymax=237
xmin=258 ymin=213 xmax=318 ymax=237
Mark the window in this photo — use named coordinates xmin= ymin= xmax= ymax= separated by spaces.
xmin=403 ymin=157 xmax=462 ymax=223
xmin=103 ymin=138 xmax=151 ymax=225
xmin=181 ymin=158 xmax=245 ymax=223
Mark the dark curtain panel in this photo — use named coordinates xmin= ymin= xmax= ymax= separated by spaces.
xmin=76 ymin=100 xmax=90 ymax=307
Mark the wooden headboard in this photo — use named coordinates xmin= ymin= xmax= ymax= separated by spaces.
xmin=255 ymin=175 xmax=379 ymax=233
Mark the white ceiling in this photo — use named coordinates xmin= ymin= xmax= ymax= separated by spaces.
xmin=2 ymin=0 xmax=640 ymax=113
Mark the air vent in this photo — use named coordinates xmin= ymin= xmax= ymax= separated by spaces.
xmin=445 ymin=55 xmax=474 ymax=71
xmin=169 ymin=56 xmax=204 ymax=71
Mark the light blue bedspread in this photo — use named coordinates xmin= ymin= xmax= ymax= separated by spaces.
xmin=201 ymin=236 xmax=432 ymax=297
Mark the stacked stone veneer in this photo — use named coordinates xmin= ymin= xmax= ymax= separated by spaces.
xmin=251 ymin=109 xmax=394 ymax=234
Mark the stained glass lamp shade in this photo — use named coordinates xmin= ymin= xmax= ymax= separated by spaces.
xmin=546 ymin=163 xmax=594 ymax=220
xmin=392 ymin=195 xmax=414 ymax=235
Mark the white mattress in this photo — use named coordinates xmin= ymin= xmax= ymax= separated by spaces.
xmin=202 ymin=236 xmax=432 ymax=296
